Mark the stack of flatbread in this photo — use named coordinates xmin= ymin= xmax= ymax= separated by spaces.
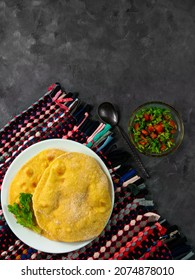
xmin=9 ymin=149 xmax=112 ymax=242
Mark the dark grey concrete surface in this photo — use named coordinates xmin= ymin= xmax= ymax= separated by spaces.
xmin=0 ymin=0 xmax=195 ymax=251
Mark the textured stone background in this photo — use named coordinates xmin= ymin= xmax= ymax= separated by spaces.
xmin=0 ymin=0 xmax=195 ymax=252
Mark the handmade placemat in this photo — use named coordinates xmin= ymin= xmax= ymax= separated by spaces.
xmin=0 ymin=83 xmax=194 ymax=260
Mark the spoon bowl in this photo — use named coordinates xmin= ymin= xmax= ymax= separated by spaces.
xmin=98 ymin=102 xmax=119 ymax=127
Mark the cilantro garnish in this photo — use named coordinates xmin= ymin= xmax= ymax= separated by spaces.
xmin=8 ymin=193 xmax=41 ymax=233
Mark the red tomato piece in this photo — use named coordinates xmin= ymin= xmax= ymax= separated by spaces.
xmin=154 ymin=124 xmax=164 ymax=134
xmin=160 ymin=144 xmax=166 ymax=151
xmin=141 ymin=135 xmax=147 ymax=140
xmin=141 ymin=129 xmax=149 ymax=135
xmin=144 ymin=114 xmax=150 ymax=121
xmin=147 ymin=125 xmax=155 ymax=132
xmin=134 ymin=123 xmax=140 ymax=131
xmin=150 ymin=132 xmax=157 ymax=139
xmin=169 ymin=120 xmax=176 ymax=128
xmin=139 ymin=140 xmax=147 ymax=145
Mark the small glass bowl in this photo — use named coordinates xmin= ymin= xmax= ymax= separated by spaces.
xmin=128 ymin=101 xmax=184 ymax=157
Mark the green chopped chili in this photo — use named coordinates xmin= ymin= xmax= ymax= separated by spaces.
xmin=130 ymin=107 xmax=177 ymax=154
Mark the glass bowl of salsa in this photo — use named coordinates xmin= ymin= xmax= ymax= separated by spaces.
xmin=128 ymin=102 xmax=184 ymax=157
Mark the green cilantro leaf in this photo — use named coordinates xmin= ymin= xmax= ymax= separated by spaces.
xmin=8 ymin=193 xmax=41 ymax=234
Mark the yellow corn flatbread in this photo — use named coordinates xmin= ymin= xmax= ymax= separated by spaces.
xmin=9 ymin=149 xmax=65 ymax=205
xmin=33 ymin=152 xmax=112 ymax=242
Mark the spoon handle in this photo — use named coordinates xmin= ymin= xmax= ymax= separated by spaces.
xmin=116 ymin=125 xmax=150 ymax=179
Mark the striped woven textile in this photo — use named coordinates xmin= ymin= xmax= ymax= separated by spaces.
xmin=0 ymin=83 xmax=193 ymax=260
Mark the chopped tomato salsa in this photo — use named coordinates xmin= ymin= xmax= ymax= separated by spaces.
xmin=130 ymin=107 xmax=177 ymax=154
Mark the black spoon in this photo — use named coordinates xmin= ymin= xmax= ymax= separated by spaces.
xmin=98 ymin=102 xmax=150 ymax=179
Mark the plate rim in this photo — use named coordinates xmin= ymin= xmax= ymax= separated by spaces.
xmin=1 ymin=139 xmax=114 ymax=254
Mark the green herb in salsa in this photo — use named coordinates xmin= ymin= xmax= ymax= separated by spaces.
xmin=130 ymin=107 xmax=177 ymax=154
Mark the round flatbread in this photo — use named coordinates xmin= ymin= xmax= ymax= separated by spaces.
xmin=33 ymin=152 xmax=112 ymax=242
xmin=9 ymin=149 xmax=65 ymax=204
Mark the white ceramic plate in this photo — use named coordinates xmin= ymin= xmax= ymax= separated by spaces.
xmin=1 ymin=139 xmax=114 ymax=254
